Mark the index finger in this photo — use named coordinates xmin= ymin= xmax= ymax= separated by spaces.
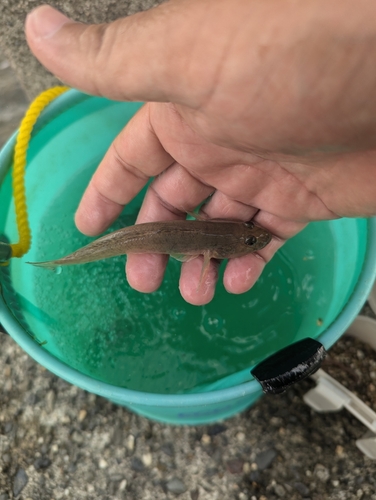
xmin=74 ymin=104 xmax=174 ymax=235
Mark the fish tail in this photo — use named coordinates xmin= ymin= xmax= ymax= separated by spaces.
xmin=26 ymin=260 xmax=62 ymax=269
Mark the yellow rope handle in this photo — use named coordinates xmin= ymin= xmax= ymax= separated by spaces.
xmin=9 ymin=86 xmax=70 ymax=258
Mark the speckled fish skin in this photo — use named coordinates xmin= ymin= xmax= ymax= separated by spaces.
xmin=28 ymin=220 xmax=272 ymax=268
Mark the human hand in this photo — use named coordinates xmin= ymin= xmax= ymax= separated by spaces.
xmin=25 ymin=0 xmax=376 ymax=305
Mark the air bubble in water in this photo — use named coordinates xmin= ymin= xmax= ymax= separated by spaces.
xmin=201 ymin=313 xmax=224 ymax=335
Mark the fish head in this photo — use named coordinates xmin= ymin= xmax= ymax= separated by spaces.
xmin=210 ymin=221 xmax=272 ymax=259
xmin=241 ymin=221 xmax=272 ymax=252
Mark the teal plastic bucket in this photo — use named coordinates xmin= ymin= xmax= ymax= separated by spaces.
xmin=1 ymin=90 xmax=376 ymax=425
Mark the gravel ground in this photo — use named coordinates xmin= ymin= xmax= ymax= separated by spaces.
xmin=1 ymin=59 xmax=376 ymax=500
xmin=0 ymin=0 xmax=164 ymax=99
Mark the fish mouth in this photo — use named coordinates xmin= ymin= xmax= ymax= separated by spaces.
xmin=255 ymin=229 xmax=273 ymax=249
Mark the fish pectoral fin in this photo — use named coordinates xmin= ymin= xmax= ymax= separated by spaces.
xmin=197 ymin=251 xmax=213 ymax=291
xmin=171 ymin=251 xmax=213 ymax=291
xmin=170 ymin=253 xmax=197 ymax=263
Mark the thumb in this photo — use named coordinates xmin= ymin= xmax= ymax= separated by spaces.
xmin=25 ymin=4 xmax=200 ymax=104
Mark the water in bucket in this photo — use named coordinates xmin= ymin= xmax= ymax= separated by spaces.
xmin=5 ymin=165 xmax=336 ymax=395
xmin=0 ymin=91 xmax=373 ymax=423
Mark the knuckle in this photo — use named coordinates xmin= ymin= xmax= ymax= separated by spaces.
xmin=78 ymin=22 xmax=121 ymax=96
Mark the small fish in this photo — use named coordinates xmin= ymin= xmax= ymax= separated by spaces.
xmin=28 ymin=219 xmax=272 ymax=284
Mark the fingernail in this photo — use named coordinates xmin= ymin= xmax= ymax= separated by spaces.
xmin=26 ymin=5 xmax=72 ymax=39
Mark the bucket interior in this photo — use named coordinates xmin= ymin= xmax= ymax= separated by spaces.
xmin=0 ymin=93 xmax=369 ymax=396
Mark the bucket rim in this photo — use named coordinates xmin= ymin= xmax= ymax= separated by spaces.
xmin=1 ymin=90 xmax=376 ymax=408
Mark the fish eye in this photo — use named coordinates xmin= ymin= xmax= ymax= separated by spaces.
xmin=245 ymin=236 xmax=257 ymax=246
xmin=244 ymin=221 xmax=254 ymax=229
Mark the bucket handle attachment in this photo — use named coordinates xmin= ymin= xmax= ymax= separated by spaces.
xmin=0 ymin=86 xmax=69 ymax=265
xmin=0 ymin=242 xmax=12 ymax=262
xmin=304 ymin=368 xmax=376 ymax=459
xmin=251 ymin=337 xmax=327 ymax=395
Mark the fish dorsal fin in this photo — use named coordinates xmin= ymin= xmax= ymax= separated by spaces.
xmin=186 ymin=211 xmax=244 ymax=223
